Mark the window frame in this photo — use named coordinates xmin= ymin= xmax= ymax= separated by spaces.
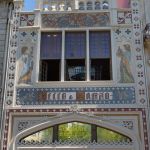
xmin=39 ymin=29 xmax=113 ymax=83
xmin=20 ymin=122 xmax=132 ymax=143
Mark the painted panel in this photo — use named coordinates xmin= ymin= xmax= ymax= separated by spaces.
xmin=117 ymin=11 xmax=132 ymax=24
xmin=20 ymin=14 xmax=35 ymax=26
xmin=114 ymin=28 xmax=134 ymax=83
xmin=16 ymin=87 xmax=135 ymax=105
xmin=17 ymin=30 xmax=38 ymax=85
xmin=42 ymin=12 xmax=110 ymax=28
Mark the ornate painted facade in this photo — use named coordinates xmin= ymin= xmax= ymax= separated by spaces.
xmin=1 ymin=0 xmax=150 ymax=150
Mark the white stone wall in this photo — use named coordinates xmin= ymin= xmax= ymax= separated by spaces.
xmin=144 ymin=0 xmax=150 ymax=23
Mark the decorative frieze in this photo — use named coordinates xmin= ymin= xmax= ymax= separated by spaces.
xmin=5 ymin=1 xmax=21 ymax=106
xmin=42 ymin=12 xmax=110 ymax=28
xmin=16 ymin=87 xmax=136 ymax=105
xmin=131 ymin=0 xmax=147 ymax=105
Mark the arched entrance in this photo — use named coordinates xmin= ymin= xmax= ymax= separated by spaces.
xmin=9 ymin=113 xmax=141 ymax=150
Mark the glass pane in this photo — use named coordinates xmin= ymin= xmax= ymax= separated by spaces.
xmin=97 ymin=127 xmax=131 ymax=142
xmin=117 ymin=0 xmax=131 ymax=8
xmin=41 ymin=32 xmax=62 ymax=59
xmin=22 ymin=127 xmax=53 ymax=143
xmin=89 ymin=31 xmax=111 ymax=58
xmin=23 ymin=0 xmax=36 ymax=11
xmin=65 ymin=32 xmax=86 ymax=59
xmin=40 ymin=60 xmax=60 ymax=81
xmin=66 ymin=59 xmax=85 ymax=81
xmin=91 ymin=59 xmax=110 ymax=80
xmin=59 ymin=122 xmax=91 ymax=142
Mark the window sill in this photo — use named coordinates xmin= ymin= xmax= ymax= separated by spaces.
xmin=33 ymin=80 xmax=115 ymax=87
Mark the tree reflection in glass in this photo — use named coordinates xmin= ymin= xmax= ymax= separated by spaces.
xmin=59 ymin=122 xmax=91 ymax=142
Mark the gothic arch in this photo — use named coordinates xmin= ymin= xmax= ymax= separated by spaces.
xmin=9 ymin=113 xmax=141 ymax=150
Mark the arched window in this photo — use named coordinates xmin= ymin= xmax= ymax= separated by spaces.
xmin=66 ymin=2 xmax=72 ymax=11
xmin=87 ymin=1 xmax=93 ymax=10
xmin=79 ymin=1 xmax=85 ymax=10
xmin=43 ymin=3 xmax=50 ymax=11
xmin=19 ymin=122 xmax=132 ymax=145
xmin=95 ymin=1 xmax=101 ymax=10
xmin=59 ymin=3 xmax=65 ymax=11
xmin=102 ymin=1 xmax=109 ymax=9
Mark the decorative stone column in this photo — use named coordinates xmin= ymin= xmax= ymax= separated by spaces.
xmin=143 ymin=23 xmax=150 ymax=150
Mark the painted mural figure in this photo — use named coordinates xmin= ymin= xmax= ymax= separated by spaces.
xmin=117 ymin=44 xmax=134 ymax=83
xmin=18 ymin=46 xmax=34 ymax=84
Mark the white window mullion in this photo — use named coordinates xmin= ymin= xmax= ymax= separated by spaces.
xmin=61 ymin=30 xmax=65 ymax=81
xmin=86 ymin=29 xmax=90 ymax=81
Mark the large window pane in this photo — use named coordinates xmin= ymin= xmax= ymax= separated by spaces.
xmin=91 ymin=59 xmax=110 ymax=80
xmin=40 ymin=60 xmax=60 ymax=81
xmin=59 ymin=122 xmax=91 ymax=142
xmin=65 ymin=32 xmax=86 ymax=81
xmin=90 ymin=31 xmax=111 ymax=58
xmin=41 ymin=32 xmax=62 ymax=59
xmin=97 ymin=127 xmax=131 ymax=142
xmin=22 ymin=127 xmax=53 ymax=143
xmin=65 ymin=32 xmax=86 ymax=59
xmin=89 ymin=31 xmax=111 ymax=80
xmin=66 ymin=59 xmax=85 ymax=81
xmin=40 ymin=32 xmax=62 ymax=81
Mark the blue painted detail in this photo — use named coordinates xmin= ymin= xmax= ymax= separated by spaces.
xmin=16 ymin=87 xmax=136 ymax=105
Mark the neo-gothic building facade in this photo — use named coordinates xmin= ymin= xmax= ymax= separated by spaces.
xmin=0 ymin=0 xmax=150 ymax=150
xmin=0 ymin=0 xmax=13 ymax=147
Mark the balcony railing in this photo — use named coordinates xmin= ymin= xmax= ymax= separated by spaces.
xmin=40 ymin=0 xmax=109 ymax=12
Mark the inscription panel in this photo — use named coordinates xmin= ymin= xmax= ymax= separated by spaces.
xmin=16 ymin=87 xmax=135 ymax=105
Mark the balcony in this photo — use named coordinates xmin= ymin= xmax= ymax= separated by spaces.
xmin=39 ymin=0 xmax=109 ymax=12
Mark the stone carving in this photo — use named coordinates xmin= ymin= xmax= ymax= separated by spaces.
xmin=122 ymin=121 xmax=133 ymax=130
xmin=18 ymin=138 xmax=133 ymax=146
xmin=18 ymin=121 xmax=29 ymax=131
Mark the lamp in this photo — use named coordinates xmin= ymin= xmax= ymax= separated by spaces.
xmin=144 ymin=23 xmax=150 ymax=41
xmin=143 ymin=23 xmax=150 ymax=65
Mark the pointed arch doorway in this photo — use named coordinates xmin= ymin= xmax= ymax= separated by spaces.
xmin=10 ymin=113 xmax=140 ymax=150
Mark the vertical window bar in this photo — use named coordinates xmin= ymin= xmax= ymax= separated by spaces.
xmin=86 ymin=30 xmax=90 ymax=81
xmin=91 ymin=124 xmax=97 ymax=142
xmin=61 ymin=30 xmax=65 ymax=81
xmin=53 ymin=125 xmax=58 ymax=142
